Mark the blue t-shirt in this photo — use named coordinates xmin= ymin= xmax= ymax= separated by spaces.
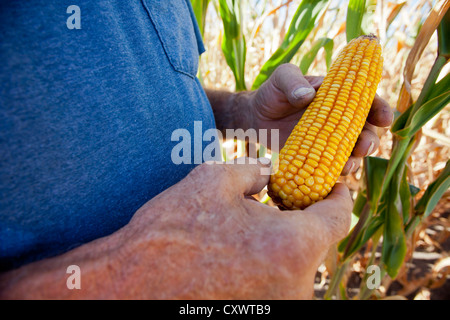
xmin=0 ymin=0 xmax=218 ymax=271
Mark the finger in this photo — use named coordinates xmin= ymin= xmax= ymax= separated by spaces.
xmin=303 ymin=183 xmax=353 ymax=243
xmin=272 ymin=64 xmax=316 ymax=109
xmin=304 ymin=75 xmax=324 ymax=90
xmin=352 ymin=127 xmax=380 ymax=158
xmin=341 ymin=156 xmax=361 ymax=176
xmin=224 ymin=157 xmax=272 ymax=196
xmin=367 ymin=95 xmax=394 ymax=127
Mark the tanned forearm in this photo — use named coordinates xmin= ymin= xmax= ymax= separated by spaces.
xmin=0 ymin=229 xmax=127 ymax=299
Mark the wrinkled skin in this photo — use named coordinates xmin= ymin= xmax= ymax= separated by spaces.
xmin=113 ymin=159 xmax=354 ymax=299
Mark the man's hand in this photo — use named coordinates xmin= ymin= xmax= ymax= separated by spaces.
xmin=0 ymin=158 xmax=352 ymax=300
xmin=248 ymin=63 xmax=394 ymax=175
xmin=115 ymin=158 xmax=352 ymax=299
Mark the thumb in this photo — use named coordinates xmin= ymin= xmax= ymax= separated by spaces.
xmin=272 ymin=64 xmax=316 ymax=109
xmin=303 ymin=183 xmax=353 ymax=243
xmin=224 ymin=157 xmax=272 ymax=196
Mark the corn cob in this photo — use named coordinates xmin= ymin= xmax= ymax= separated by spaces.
xmin=268 ymin=34 xmax=383 ymax=210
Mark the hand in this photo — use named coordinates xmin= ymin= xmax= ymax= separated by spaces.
xmin=115 ymin=158 xmax=353 ymax=299
xmin=249 ymin=63 xmax=393 ymax=175
xmin=0 ymin=157 xmax=352 ymax=299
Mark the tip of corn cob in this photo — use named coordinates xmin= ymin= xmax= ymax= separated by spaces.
xmin=268 ymin=35 xmax=383 ymax=210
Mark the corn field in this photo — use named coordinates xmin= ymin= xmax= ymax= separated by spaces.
xmin=191 ymin=0 xmax=450 ymax=300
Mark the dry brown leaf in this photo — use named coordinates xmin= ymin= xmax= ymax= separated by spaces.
xmin=396 ymin=0 xmax=450 ymax=113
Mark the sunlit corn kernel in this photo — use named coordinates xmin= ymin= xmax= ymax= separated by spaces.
xmin=323 ymin=151 xmax=334 ymax=161
xmin=306 ymin=158 xmax=319 ymax=168
xmin=310 ymin=192 xmax=320 ymax=201
xmin=321 ymin=158 xmax=332 ymax=167
xmin=292 ymin=188 xmax=304 ymax=200
xmin=308 ymin=153 xmax=321 ymax=162
xmin=294 ymin=175 xmax=305 ymax=186
xmin=316 ymin=138 xmax=327 ymax=147
xmin=284 ymin=171 xmax=294 ymax=180
xmin=299 ymin=148 xmax=309 ymax=155
xmin=311 ymin=184 xmax=323 ymax=194
xmin=270 ymin=183 xmax=281 ymax=193
xmin=282 ymin=184 xmax=293 ymax=195
xmin=309 ymin=147 xmax=322 ymax=156
xmin=318 ymin=163 xmax=329 ymax=173
xmin=302 ymin=196 xmax=311 ymax=206
xmin=299 ymin=185 xmax=311 ymax=195
xmin=314 ymin=168 xmax=325 ymax=178
xmin=284 ymin=155 xmax=294 ymax=161
xmin=276 ymin=177 xmax=287 ymax=186
xmin=305 ymin=176 xmax=315 ymax=187
xmin=298 ymin=169 xmax=310 ymax=179
xmin=324 ymin=174 xmax=334 ymax=184
xmin=286 ymin=149 xmax=297 ymax=156
xmin=303 ymin=164 xmax=315 ymax=174
xmin=328 ymin=117 xmax=339 ymax=125
xmin=288 ymin=180 xmax=297 ymax=190
xmin=330 ymin=166 xmax=339 ymax=176
xmin=279 ymin=190 xmax=288 ymax=200
xmin=292 ymin=159 xmax=303 ymax=168
xmin=275 ymin=170 xmax=284 ymax=178
xmin=287 ymin=164 xmax=298 ymax=175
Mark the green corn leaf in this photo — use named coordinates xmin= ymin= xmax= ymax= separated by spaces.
xmin=338 ymin=157 xmax=388 ymax=257
xmin=364 ymin=156 xmax=388 ymax=212
xmin=352 ymin=188 xmax=368 ymax=218
xmin=438 ymin=7 xmax=450 ymax=58
xmin=399 ymin=166 xmax=412 ymax=225
xmin=218 ymin=0 xmax=247 ymax=91
xmin=394 ymin=90 xmax=450 ymax=139
xmin=382 ymin=194 xmax=407 ymax=279
xmin=415 ymin=160 xmax=450 ymax=218
xmin=431 ymin=71 xmax=450 ymax=98
xmin=251 ymin=0 xmax=329 ymax=90
xmin=346 ymin=0 xmax=366 ymax=42
xmin=339 ymin=213 xmax=384 ymax=258
xmin=409 ymin=183 xmax=421 ymax=197
xmin=191 ymin=0 xmax=211 ymax=37
xmin=381 ymin=172 xmax=407 ymax=278
xmin=381 ymin=149 xmax=409 ymax=279
xmin=391 ymin=71 xmax=450 ymax=136
xmin=299 ymin=37 xmax=334 ymax=74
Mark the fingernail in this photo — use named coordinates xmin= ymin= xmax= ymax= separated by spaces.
xmin=257 ymin=157 xmax=272 ymax=167
xmin=292 ymin=87 xmax=315 ymax=100
xmin=366 ymin=141 xmax=375 ymax=156
xmin=349 ymin=161 xmax=355 ymax=173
